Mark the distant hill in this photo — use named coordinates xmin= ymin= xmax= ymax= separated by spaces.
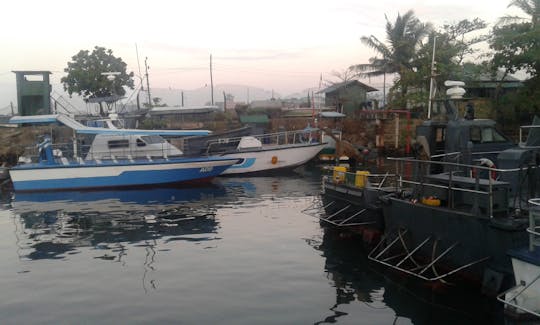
xmin=14 ymin=83 xmax=294 ymax=115
xmin=140 ymin=84 xmax=279 ymax=107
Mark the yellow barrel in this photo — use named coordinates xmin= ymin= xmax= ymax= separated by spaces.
xmin=355 ymin=170 xmax=370 ymax=188
xmin=333 ymin=166 xmax=347 ymax=183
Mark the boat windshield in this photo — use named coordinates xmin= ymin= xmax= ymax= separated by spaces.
xmin=141 ymin=135 xmax=166 ymax=144
xmin=470 ymin=126 xmax=508 ymax=143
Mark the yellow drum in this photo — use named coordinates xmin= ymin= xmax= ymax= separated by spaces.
xmin=333 ymin=166 xmax=347 ymax=183
xmin=355 ymin=171 xmax=370 ymax=188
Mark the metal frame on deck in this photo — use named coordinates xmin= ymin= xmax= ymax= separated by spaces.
xmin=368 ymin=229 xmax=490 ymax=282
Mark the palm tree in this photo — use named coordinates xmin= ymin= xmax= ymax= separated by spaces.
xmin=497 ymin=0 xmax=539 ymax=27
xmin=351 ymin=10 xmax=432 ymax=105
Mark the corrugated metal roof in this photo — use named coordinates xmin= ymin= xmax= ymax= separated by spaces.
xmin=318 ymin=80 xmax=378 ymax=94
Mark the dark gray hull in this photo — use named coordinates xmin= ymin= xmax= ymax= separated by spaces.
xmin=381 ymin=197 xmax=528 ymax=293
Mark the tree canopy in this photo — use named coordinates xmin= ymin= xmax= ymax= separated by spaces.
xmin=353 ymin=10 xmax=488 ymax=109
xmin=351 ymin=10 xmax=431 ymax=81
xmin=489 ymin=0 xmax=540 ymax=124
xmin=491 ymin=0 xmax=539 ymax=75
xmin=61 ymin=46 xmax=135 ymax=114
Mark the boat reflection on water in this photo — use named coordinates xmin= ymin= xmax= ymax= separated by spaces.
xmin=8 ymin=174 xmax=316 ymax=262
xmin=11 ymin=184 xmax=229 ymax=261
xmin=309 ymin=228 xmax=506 ymax=324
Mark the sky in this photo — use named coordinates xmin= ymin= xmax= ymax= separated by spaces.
xmin=0 ymin=0 xmax=522 ymax=111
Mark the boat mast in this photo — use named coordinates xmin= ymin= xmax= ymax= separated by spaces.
xmin=427 ymin=36 xmax=437 ymax=119
xmin=135 ymin=43 xmax=143 ymax=110
xmin=145 ymin=57 xmax=152 ymax=107
xmin=210 ymin=54 xmax=214 ymax=106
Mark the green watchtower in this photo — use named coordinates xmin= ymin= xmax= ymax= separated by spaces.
xmin=12 ymin=70 xmax=52 ymax=116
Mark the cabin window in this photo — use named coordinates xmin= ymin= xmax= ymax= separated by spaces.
xmin=107 ymin=139 xmax=129 ymax=149
xmin=435 ymin=128 xmax=445 ymax=142
xmin=136 ymin=138 xmax=146 ymax=147
xmin=141 ymin=135 xmax=166 ymax=144
xmin=471 ymin=126 xmax=507 ymax=143
xmin=470 ymin=127 xmax=482 ymax=143
xmin=481 ymin=127 xmax=507 ymax=143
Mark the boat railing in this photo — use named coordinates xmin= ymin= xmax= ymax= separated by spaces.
xmin=496 ymin=198 xmax=540 ymax=318
xmin=82 ymin=143 xmax=178 ymax=161
xmin=205 ymin=129 xmax=318 ymax=154
xmin=20 ymin=141 xmax=179 ymax=163
xmin=387 ymin=156 xmax=539 ymax=218
xmin=518 ymin=124 xmax=540 ymax=148
xmin=527 ymin=199 xmax=540 ymax=251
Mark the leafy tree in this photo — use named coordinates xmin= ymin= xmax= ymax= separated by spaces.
xmin=412 ymin=19 xmax=489 ymax=101
xmin=61 ymin=46 xmax=135 ymax=115
xmin=152 ymin=97 xmax=167 ymax=107
xmin=325 ymin=67 xmax=357 ymax=86
xmin=490 ymin=0 xmax=540 ymax=124
xmin=491 ymin=23 xmax=539 ymax=76
xmin=491 ymin=0 xmax=539 ymax=75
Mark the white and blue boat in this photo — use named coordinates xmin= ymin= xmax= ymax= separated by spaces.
xmin=8 ymin=114 xmax=239 ymax=192
xmin=202 ymin=128 xmax=326 ymax=175
xmin=498 ymin=198 xmax=540 ymax=319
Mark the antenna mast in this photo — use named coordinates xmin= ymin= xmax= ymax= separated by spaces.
xmin=427 ymin=36 xmax=437 ymax=119
xmin=145 ymin=57 xmax=152 ymax=107
xmin=210 ymin=54 xmax=214 ymax=105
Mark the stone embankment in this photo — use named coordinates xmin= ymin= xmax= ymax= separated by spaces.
xmin=0 ymin=126 xmax=50 ymax=166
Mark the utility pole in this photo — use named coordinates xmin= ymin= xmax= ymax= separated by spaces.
xmin=223 ymin=91 xmax=227 ymax=110
xmin=209 ymin=54 xmax=214 ymax=105
xmin=145 ymin=57 xmax=152 ymax=107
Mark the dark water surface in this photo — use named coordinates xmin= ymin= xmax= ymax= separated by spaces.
xmin=0 ymin=168 xmax=503 ymax=324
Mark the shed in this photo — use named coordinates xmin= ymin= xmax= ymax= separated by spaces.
xmin=12 ymin=70 xmax=52 ymax=116
xmin=318 ymin=80 xmax=378 ymax=116
xmin=239 ymin=114 xmax=269 ymax=134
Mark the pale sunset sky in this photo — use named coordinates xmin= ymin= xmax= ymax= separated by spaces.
xmin=0 ymin=0 xmax=522 ymax=110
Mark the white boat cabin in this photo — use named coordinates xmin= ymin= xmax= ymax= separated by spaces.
xmin=85 ymin=134 xmax=183 ymax=160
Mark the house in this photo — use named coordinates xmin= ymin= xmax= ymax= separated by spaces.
xmin=318 ymin=80 xmax=378 ymax=116
xmin=465 ymin=72 xmax=523 ymax=98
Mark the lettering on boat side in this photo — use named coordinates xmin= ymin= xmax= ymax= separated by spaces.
xmin=200 ymin=166 xmax=214 ymax=173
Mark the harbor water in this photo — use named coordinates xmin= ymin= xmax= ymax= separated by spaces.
xmin=0 ymin=166 xmax=504 ymax=324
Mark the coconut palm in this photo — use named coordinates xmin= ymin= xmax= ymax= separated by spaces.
xmin=351 ymin=10 xmax=432 ymax=104
xmin=353 ymin=11 xmax=431 ymax=76
xmin=497 ymin=0 xmax=539 ymax=26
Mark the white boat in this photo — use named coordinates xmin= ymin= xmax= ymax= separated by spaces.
xmin=498 ymin=198 xmax=540 ymax=319
xmin=8 ymin=115 xmax=238 ymax=192
xmin=203 ymin=129 xmax=326 ymax=175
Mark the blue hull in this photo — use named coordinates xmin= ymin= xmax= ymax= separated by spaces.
xmin=10 ymin=158 xmax=237 ymax=192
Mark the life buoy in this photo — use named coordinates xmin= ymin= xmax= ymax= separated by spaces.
xmin=472 ymin=158 xmax=497 ymax=180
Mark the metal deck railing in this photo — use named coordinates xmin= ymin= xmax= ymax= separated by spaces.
xmin=387 ymin=156 xmax=540 ymax=218
xmin=205 ymin=129 xmax=319 ymax=155
xmin=19 ymin=140 xmax=180 ymax=165
xmin=302 ymin=170 xmax=399 ymax=227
